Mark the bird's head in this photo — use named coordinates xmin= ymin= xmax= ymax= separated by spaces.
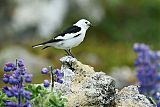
xmin=74 ymin=19 xmax=92 ymax=30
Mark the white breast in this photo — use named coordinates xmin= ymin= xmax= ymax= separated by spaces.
xmin=52 ymin=30 xmax=86 ymax=49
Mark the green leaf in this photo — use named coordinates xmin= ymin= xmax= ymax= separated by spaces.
xmin=23 ymin=84 xmax=67 ymax=107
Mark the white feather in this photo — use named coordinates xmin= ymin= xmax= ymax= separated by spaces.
xmin=55 ymin=32 xmax=80 ymax=40
xmin=32 ymin=45 xmax=44 ymax=48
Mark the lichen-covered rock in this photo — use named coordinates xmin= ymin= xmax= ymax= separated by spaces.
xmin=82 ymin=72 xmax=115 ymax=106
xmin=55 ymin=56 xmax=116 ymax=107
xmin=115 ymin=85 xmax=155 ymax=107
xmin=55 ymin=56 xmax=155 ymax=107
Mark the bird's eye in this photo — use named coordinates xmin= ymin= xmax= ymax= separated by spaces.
xmin=85 ymin=22 xmax=88 ymax=24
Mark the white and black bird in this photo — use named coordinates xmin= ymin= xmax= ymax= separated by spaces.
xmin=32 ymin=19 xmax=92 ymax=57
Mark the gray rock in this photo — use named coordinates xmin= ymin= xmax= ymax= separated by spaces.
xmin=115 ymin=85 xmax=155 ymax=107
xmin=82 ymin=72 xmax=115 ymax=106
xmin=55 ymin=56 xmax=155 ymax=107
xmin=55 ymin=56 xmax=116 ymax=107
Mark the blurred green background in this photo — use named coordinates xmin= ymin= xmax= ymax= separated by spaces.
xmin=0 ymin=0 xmax=160 ymax=87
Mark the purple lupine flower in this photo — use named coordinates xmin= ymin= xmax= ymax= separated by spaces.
xmin=24 ymin=101 xmax=32 ymax=107
xmin=2 ymin=86 xmax=9 ymax=92
xmin=134 ymin=45 xmax=158 ymax=93
xmin=2 ymin=86 xmax=14 ymax=97
xmin=3 ymin=86 xmax=18 ymax=97
xmin=24 ymin=74 xmax=32 ymax=83
xmin=18 ymin=66 xmax=26 ymax=75
xmin=21 ymin=90 xmax=32 ymax=100
xmin=54 ymin=69 xmax=64 ymax=84
xmin=41 ymin=68 xmax=49 ymax=74
xmin=3 ymin=74 xmax=11 ymax=78
xmin=2 ymin=59 xmax=32 ymax=106
xmin=4 ymin=63 xmax=16 ymax=72
xmin=157 ymin=102 xmax=160 ymax=107
xmin=8 ymin=77 xmax=19 ymax=85
xmin=134 ymin=43 xmax=160 ymax=106
xmin=54 ymin=69 xmax=64 ymax=77
xmin=2 ymin=77 xmax=9 ymax=84
xmin=56 ymin=78 xmax=63 ymax=84
xmin=4 ymin=66 xmax=12 ymax=72
xmin=43 ymin=80 xmax=50 ymax=87
xmin=155 ymin=93 xmax=160 ymax=107
xmin=11 ymin=86 xmax=19 ymax=97
xmin=133 ymin=43 xmax=149 ymax=52
xmin=12 ymin=70 xmax=20 ymax=78
xmin=41 ymin=67 xmax=64 ymax=92
xmin=4 ymin=101 xmax=17 ymax=107
xmin=25 ymin=77 xmax=32 ymax=83
xmin=17 ymin=59 xmax=24 ymax=67
xmin=3 ymin=74 xmax=11 ymax=84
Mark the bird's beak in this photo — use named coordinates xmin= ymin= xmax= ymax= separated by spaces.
xmin=89 ymin=23 xmax=93 ymax=27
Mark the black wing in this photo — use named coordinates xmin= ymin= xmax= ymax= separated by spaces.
xmin=39 ymin=38 xmax=63 ymax=45
xmin=55 ymin=25 xmax=81 ymax=38
xmin=32 ymin=26 xmax=81 ymax=48
xmin=32 ymin=38 xmax=63 ymax=48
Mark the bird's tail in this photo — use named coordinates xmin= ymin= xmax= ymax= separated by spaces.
xmin=32 ymin=39 xmax=54 ymax=48
xmin=32 ymin=44 xmax=44 ymax=48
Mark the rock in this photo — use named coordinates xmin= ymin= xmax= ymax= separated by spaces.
xmin=55 ymin=56 xmax=116 ymax=107
xmin=81 ymin=72 xmax=115 ymax=106
xmin=55 ymin=56 xmax=155 ymax=107
xmin=12 ymin=0 xmax=69 ymax=37
xmin=110 ymin=66 xmax=136 ymax=89
xmin=115 ymin=85 xmax=155 ymax=107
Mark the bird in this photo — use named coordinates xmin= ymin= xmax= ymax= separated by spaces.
xmin=32 ymin=19 xmax=92 ymax=57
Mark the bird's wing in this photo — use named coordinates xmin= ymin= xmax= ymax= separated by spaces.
xmin=32 ymin=26 xmax=81 ymax=48
xmin=54 ymin=25 xmax=81 ymax=40
xmin=32 ymin=38 xmax=63 ymax=48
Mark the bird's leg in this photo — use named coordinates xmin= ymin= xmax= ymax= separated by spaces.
xmin=64 ymin=50 xmax=70 ymax=56
xmin=68 ymin=49 xmax=75 ymax=58
xmin=64 ymin=50 xmax=75 ymax=70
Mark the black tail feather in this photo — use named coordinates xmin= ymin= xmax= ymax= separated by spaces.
xmin=41 ymin=46 xmax=51 ymax=50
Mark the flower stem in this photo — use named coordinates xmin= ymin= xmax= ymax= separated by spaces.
xmin=16 ymin=59 xmax=21 ymax=106
xmin=16 ymin=59 xmax=18 ymax=67
xmin=50 ymin=66 xmax=54 ymax=92
xmin=18 ymin=76 xmax=23 ymax=106
xmin=16 ymin=59 xmax=23 ymax=106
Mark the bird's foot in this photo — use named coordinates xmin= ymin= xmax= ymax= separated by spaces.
xmin=68 ymin=49 xmax=75 ymax=58
xmin=70 ymin=54 xmax=75 ymax=58
xmin=64 ymin=49 xmax=75 ymax=58
xmin=64 ymin=53 xmax=75 ymax=58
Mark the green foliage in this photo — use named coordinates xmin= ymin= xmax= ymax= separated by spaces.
xmin=25 ymin=84 xmax=67 ymax=107
xmin=44 ymin=92 xmax=67 ymax=107
xmin=0 ymin=84 xmax=67 ymax=107
xmin=0 ymin=91 xmax=7 ymax=106
xmin=96 ymin=0 xmax=160 ymax=42
xmin=0 ymin=90 xmax=17 ymax=106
